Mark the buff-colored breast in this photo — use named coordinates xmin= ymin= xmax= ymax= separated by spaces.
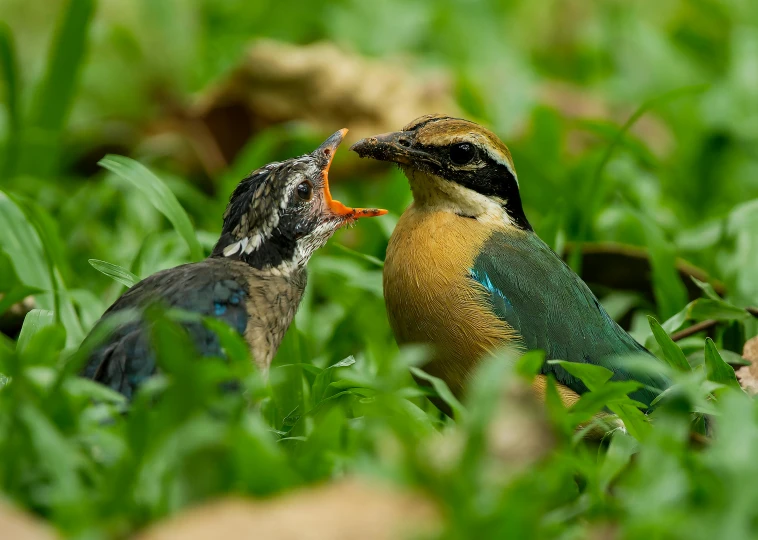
xmin=383 ymin=206 xmax=520 ymax=395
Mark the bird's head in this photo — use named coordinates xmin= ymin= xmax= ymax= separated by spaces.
xmin=212 ymin=129 xmax=387 ymax=270
xmin=351 ymin=114 xmax=531 ymax=230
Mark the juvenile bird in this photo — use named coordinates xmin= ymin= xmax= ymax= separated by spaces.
xmin=83 ymin=129 xmax=386 ymax=398
xmin=351 ymin=115 xmax=669 ymax=411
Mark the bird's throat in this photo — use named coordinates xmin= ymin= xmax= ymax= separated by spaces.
xmin=403 ymin=168 xmax=513 ymax=228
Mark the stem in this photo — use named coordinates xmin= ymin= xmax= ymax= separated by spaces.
xmin=669 ymin=306 xmax=758 ymax=342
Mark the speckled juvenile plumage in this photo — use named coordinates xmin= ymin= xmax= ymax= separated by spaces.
xmin=83 ymin=259 xmax=306 ymax=398
xmin=353 ymin=115 xmax=670 ymax=411
xmin=83 ymin=130 xmax=385 ymax=397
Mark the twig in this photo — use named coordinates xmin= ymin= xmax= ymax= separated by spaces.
xmin=671 ymin=320 xmax=717 ymax=342
xmin=669 ymin=306 xmax=758 ymax=342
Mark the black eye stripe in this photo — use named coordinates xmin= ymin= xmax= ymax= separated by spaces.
xmin=408 ymin=141 xmax=531 ymax=231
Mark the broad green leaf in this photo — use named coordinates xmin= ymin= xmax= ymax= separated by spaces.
xmin=516 ymin=350 xmax=545 ymax=379
xmin=312 ymin=355 xmax=356 ymax=405
xmin=642 ymin=302 xmax=690 ymax=348
xmin=599 ymin=431 xmax=638 ymax=492
xmin=690 ymin=277 xmax=721 ymax=301
xmin=19 ymin=324 xmax=66 ymax=367
xmin=202 ymin=317 xmax=252 ymax=366
xmin=16 ymin=309 xmax=54 ymax=353
xmin=0 ymin=22 xmax=20 ymax=177
xmin=567 ymin=381 xmax=645 ymax=422
xmin=270 ymin=321 xmax=306 ymax=431
xmin=88 ymin=259 xmax=140 ymax=288
xmin=544 ymin=374 xmax=572 ymax=436
xmin=68 ymin=288 xmax=105 ymax=331
xmin=608 ymin=403 xmax=651 ymax=440
xmin=548 ymin=360 xmax=613 ymax=391
xmin=648 ymin=316 xmax=690 ymax=372
xmin=0 ymin=192 xmax=52 ymax=301
xmin=726 ymin=198 xmax=758 ymax=305
xmin=99 ymin=155 xmax=203 ymax=261
xmin=7 ymin=194 xmax=83 ymax=346
xmin=703 ymin=338 xmax=740 ymax=390
xmin=662 ymin=304 xmax=690 ymax=334
xmin=18 ymin=404 xmax=85 ymax=503
xmin=410 ymin=366 xmax=466 ymax=421
xmin=63 ymin=377 xmax=128 ymax=404
xmin=687 ymin=349 xmax=750 ymax=368
xmin=688 ymin=298 xmax=749 ymax=322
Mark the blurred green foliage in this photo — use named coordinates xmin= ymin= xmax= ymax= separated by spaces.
xmin=1 ymin=0 xmax=758 ymax=538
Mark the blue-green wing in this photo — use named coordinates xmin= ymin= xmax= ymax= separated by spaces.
xmin=82 ymin=260 xmax=249 ymax=398
xmin=470 ymin=231 xmax=669 ymax=407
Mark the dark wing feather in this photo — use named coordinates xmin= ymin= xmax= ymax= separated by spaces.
xmin=470 ymin=231 xmax=669 ymax=407
xmin=82 ymin=259 xmax=249 ymax=398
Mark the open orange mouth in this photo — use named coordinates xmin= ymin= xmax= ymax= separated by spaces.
xmin=318 ymin=128 xmax=388 ymax=220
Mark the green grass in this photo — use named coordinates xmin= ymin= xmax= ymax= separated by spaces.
xmin=2 ymin=0 xmax=758 ymax=538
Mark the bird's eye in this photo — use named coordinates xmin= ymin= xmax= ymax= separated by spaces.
xmin=449 ymin=142 xmax=476 ymax=165
xmin=296 ymin=181 xmax=313 ymax=201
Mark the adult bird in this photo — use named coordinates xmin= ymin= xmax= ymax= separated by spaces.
xmin=83 ymin=129 xmax=386 ymax=398
xmin=351 ymin=114 xmax=669 ymax=411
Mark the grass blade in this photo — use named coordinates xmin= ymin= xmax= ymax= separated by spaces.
xmin=88 ymin=259 xmax=140 ymax=288
xmin=332 ymin=243 xmax=384 ymax=268
xmin=17 ymin=309 xmax=54 ymax=353
xmin=0 ymin=192 xmax=53 ymax=305
xmin=99 ymin=155 xmax=204 ymax=261
xmin=569 ymin=84 xmax=709 ymax=272
xmin=648 ymin=316 xmax=690 ymax=372
xmin=410 ymin=366 xmax=466 ymax=421
xmin=548 ymin=360 xmax=613 ymax=391
xmin=9 ymin=195 xmax=83 ymax=347
xmin=29 ymin=0 xmax=94 ymax=132
xmin=0 ymin=22 xmax=20 ymax=177
xmin=635 ymin=210 xmax=688 ymax=319
xmin=18 ymin=0 xmax=94 ymax=177
xmin=703 ymin=338 xmax=740 ymax=390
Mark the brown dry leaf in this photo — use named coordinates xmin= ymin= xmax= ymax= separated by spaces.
xmin=0 ymin=502 xmax=59 ymax=540
xmin=586 ymin=522 xmax=619 ymax=540
xmin=135 ymin=478 xmax=440 ymax=540
xmin=487 ymin=382 xmax=555 ymax=469
xmin=172 ymin=40 xmax=459 ymax=176
xmin=736 ymin=336 xmax=758 ymax=395
xmin=424 ymin=373 xmax=555 ymax=483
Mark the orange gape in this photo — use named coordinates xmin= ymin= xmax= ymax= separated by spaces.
xmin=321 ymin=128 xmax=387 ymax=220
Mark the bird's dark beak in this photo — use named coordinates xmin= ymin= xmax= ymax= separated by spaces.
xmin=316 ymin=129 xmax=387 ymax=220
xmin=350 ymin=131 xmax=419 ymax=165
